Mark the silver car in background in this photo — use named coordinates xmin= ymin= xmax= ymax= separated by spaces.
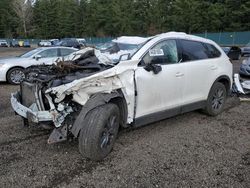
xmin=242 ymin=42 xmax=250 ymax=57
xmin=239 ymin=57 xmax=250 ymax=76
xmin=0 ymin=47 xmax=78 ymax=84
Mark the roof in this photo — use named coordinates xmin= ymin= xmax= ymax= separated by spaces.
xmin=112 ymin=36 xmax=149 ymax=45
xmin=156 ymin=32 xmax=215 ymax=44
xmin=39 ymin=46 xmax=78 ymax=50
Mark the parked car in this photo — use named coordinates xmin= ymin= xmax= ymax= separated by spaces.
xmin=57 ymin=38 xmax=81 ymax=49
xmin=0 ymin=47 xmax=78 ymax=84
xmin=239 ymin=57 xmax=250 ymax=76
xmin=10 ymin=40 xmax=19 ymax=47
xmin=18 ymin=41 xmax=24 ymax=47
xmin=241 ymin=42 xmax=250 ymax=56
xmin=97 ymin=36 xmax=149 ymax=62
xmin=11 ymin=32 xmax=232 ymax=161
xmin=23 ymin=41 xmax=31 ymax=48
xmin=50 ymin=39 xmax=60 ymax=46
xmin=76 ymin=38 xmax=86 ymax=47
xmin=38 ymin=40 xmax=52 ymax=47
xmin=222 ymin=46 xmax=241 ymax=60
xmin=0 ymin=40 xmax=8 ymax=47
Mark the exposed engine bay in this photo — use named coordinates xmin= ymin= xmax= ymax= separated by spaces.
xmin=18 ymin=48 xmax=121 ymax=143
xmin=25 ymin=48 xmax=113 ymax=89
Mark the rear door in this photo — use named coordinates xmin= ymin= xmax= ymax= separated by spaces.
xmin=178 ymin=40 xmax=220 ymax=106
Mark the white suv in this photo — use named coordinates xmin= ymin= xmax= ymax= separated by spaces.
xmin=11 ymin=32 xmax=233 ymax=161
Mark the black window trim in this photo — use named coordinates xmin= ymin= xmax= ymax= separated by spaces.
xmin=139 ymin=38 xmax=182 ymax=67
xmin=177 ymin=39 xmax=222 ymax=63
xmin=203 ymin=42 xmax=222 ymax=59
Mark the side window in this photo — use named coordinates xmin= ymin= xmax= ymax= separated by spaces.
xmin=180 ymin=40 xmax=209 ymax=62
xmin=204 ymin=43 xmax=221 ymax=58
xmin=38 ymin=48 xmax=58 ymax=58
xmin=60 ymin=48 xmax=76 ymax=56
xmin=143 ymin=40 xmax=178 ymax=65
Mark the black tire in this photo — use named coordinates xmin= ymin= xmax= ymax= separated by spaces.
xmin=204 ymin=82 xmax=227 ymax=116
xmin=7 ymin=67 xmax=25 ymax=84
xmin=78 ymin=103 xmax=120 ymax=161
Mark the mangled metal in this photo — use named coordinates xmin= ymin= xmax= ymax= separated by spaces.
xmin=11 ymin=47 xmax=136 ymax=143
xmin=233 ymin=74 xmax=250 ymax=95
xmin=233 ymin=74 xmax=250 ymax=102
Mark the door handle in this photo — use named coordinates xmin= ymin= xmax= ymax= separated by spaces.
xmin=175 ymin=72 xmax=184 ymax=77
xmin=210 ymin=65 xmax=218 ymax=70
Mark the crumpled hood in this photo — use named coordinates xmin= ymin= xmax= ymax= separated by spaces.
xmin=45 ymin=59 xmax=139 ymax=123
xmin=46 ymin=60 xmax=136 ymax=103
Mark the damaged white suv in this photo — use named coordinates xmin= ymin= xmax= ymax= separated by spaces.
xmin=11 ymin=32 xmax=233 ymax=161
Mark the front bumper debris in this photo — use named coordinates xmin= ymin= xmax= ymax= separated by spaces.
xmin=11 ymin=92 xmax=53 ymax=123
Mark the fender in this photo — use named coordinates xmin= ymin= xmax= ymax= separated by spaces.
xmin=71 ymin=91 xmax=124 ymax=137
xmin=212 ymin=75 xmax=232 ymax=95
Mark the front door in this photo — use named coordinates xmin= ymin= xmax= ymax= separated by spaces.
xmin=134 ymin=39 xmax=185 ymax=123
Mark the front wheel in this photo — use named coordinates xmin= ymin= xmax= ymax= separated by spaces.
xmin=78 ymin=103 xmax=120 ymax=161
xmin=7 ymin=67 xmax=25 ymax=84
xmin=204 ymin=82 xmax=227 ymax=116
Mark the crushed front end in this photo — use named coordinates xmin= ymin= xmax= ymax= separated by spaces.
xmin=11 ymin=48 xmax=114 ymax=144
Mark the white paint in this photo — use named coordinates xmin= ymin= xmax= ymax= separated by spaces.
xmin=45 ymin=32 xmax=233 ymax=124
xmin=234 ymin=74 xmax=245 ymax=94
xmin=112 ymin=36 xmax=149 ymax=45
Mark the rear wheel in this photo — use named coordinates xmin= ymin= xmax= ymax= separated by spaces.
xmin=7 ymin=67 xmax=25 ymax=84
xmin=78 ymin=103 xmax=120 ymax=161
xmin=204 ymin=82 xmax=227 ymax=116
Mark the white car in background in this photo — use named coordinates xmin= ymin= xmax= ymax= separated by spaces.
xmin=76 ymin=38 xmax=86 ymax=47
xmin=0 ymin=47 xmax=78 ymax=84
xmin=97 ymin=36 xmax=150 ymax=62
xmin=0 ymin=40 xmax=8 ymax=47
xmin=38 ymin=40 xmax=52 ymax=47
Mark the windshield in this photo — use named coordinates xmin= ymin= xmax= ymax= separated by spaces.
xmin=19 ymin=48 xmax=43 ymax=58
xmin=117 ymin=43 xmax=140 ymax=51
xmin=100 ymin=42 xmax=143 ymax=55
xmin=98 ymin=42 xmax=145 ymax=63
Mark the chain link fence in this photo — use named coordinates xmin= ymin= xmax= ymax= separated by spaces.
xmin=1 ymin=31 xmax=250 ymax=47
xmin=195 ymin=31 xmax=250 ymax=46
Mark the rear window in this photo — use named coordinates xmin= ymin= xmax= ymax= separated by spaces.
xmin=204 ymin=43 xmax=221 ymax=58
xmin=180 ymin=40 xmax=210 ymax=62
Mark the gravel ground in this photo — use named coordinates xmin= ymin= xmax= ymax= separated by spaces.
xmin=0 ymin=48 xmax=249 ymax=188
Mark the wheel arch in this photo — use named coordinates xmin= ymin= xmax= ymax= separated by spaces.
xmin=6 ymin=66 xmax=25 ymax=80
xmin=71 ymin=89 xmax=128 ymax=138
xmin=213 ymin=75 xmax=231 ymax=96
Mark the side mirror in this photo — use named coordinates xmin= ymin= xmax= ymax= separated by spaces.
xmin=119 ymin=53 xmax=130 ymax=61
xmin=34 ymin=55 xmax=42 ymax=60
xmin=144 ymin=63 xmax=162 ymax=74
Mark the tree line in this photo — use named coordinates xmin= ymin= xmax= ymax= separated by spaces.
xmin=0 ymin=0 xmax=249 ymax=39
